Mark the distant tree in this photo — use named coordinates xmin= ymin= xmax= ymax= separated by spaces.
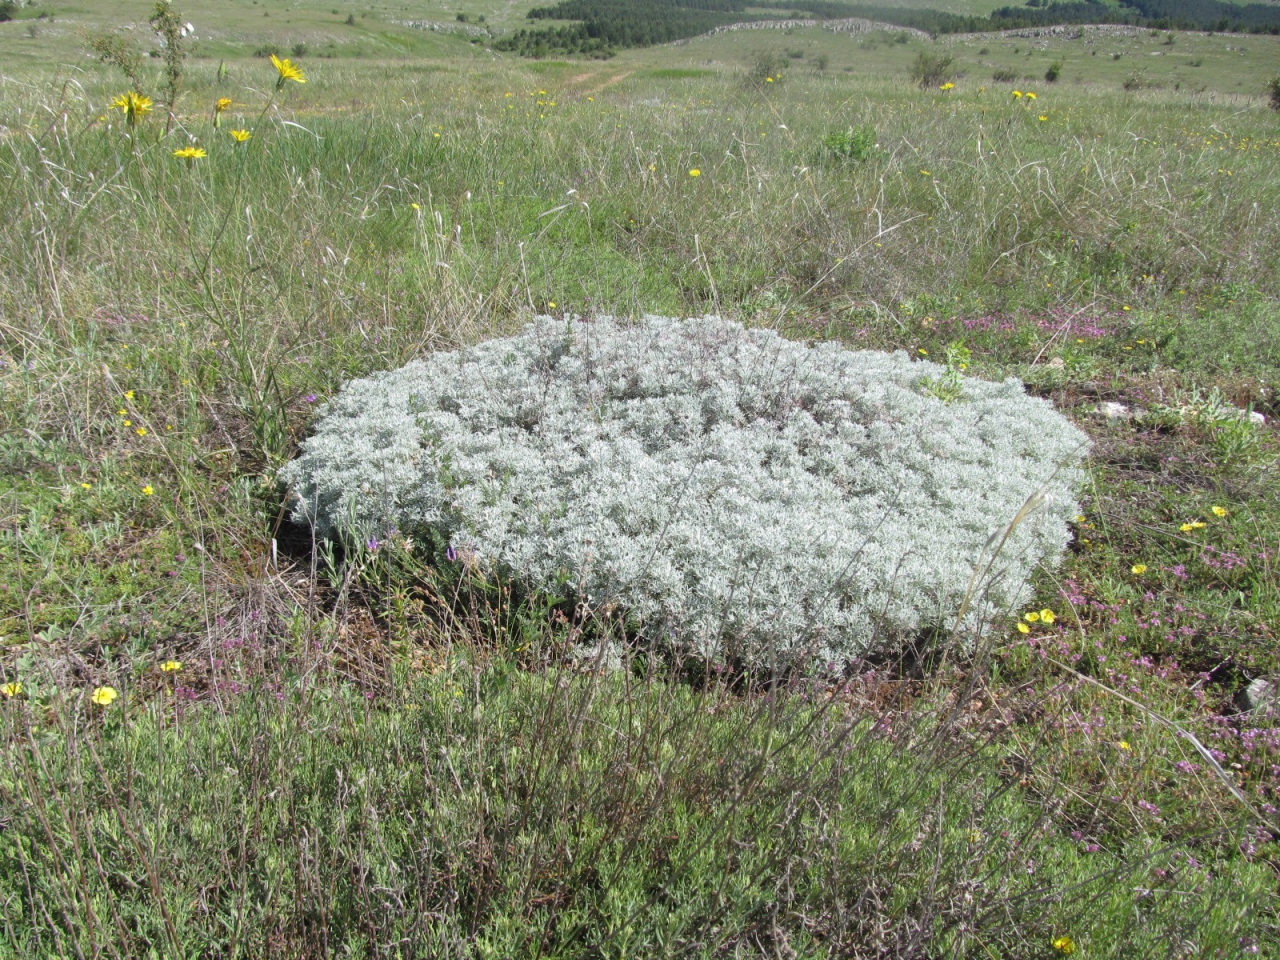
xmin=909 ymin=51 xmax=955 ymax=88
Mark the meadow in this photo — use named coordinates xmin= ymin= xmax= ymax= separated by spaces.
xmin=2 ymin=1 xmax=1280 ymax=956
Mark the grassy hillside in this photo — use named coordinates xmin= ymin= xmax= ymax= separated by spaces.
xmin=1 ymin=9 xmax=1280 ymax=957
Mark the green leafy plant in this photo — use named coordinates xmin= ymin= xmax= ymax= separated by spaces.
xmin=746 ymin=49 xmax=786 ymax=86
xmin=909 ymin=51 xmax=955 ymax=89
xmin=916 ymin=342 xmax=973 ymax=404
xmin=87 ymin=33 xmax=144 ymax=90
xmin=820 ymin=124 xmax=876 ymax=162
xmin=148 ymin=0 xmax=190 ymax=131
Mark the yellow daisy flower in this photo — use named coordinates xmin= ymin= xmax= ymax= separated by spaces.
xmin=271 ymin=54 xmax=307 ymax=89
xmin=111 ymin=91 xmax=153 ymax=128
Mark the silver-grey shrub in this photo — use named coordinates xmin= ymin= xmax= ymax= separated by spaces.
xmin=281 ymin=316 xmax=1089 ymax=669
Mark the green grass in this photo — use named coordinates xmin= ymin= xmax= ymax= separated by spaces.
xmin=2 ymin=662 xmax=1272 ymax=957
xmin=1 ymin=11 xmax=1280 ymax=956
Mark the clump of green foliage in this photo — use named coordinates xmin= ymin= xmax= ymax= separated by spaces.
xmin=821 ymin=124 xmax=876 ymax=162
xmin=1269 ymin=75 xmax=1280 ymax=110
xmin=148 ymin=0 xmax=189 ymax=129
xmin=87 ymin=33 xmax=144 ymax=90
xmin=909 ymin=51 xmax=956 ymax=89
xmin=746 ymin=49 xmax=787 ymax=86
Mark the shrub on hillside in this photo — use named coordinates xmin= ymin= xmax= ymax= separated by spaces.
xmin=909 ymin=51 xmax=956 ymax=89
xmin=746 ymin=50 xmax=786 ymax=86
xmin=1269 ymin=75 xmax=1280 ymax=110
xmin=281 ymin=317 xmax=1088 ymax=669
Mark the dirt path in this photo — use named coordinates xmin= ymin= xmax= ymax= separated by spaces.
xmin=566 ymin=70 xmax=634 ymax=96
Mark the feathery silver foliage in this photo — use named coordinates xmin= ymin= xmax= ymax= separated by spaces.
xmin=281 ymin=316 xmax=1089 ymax=668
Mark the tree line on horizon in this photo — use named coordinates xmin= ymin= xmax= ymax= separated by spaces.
xmin=492 ymin=0 xmax=1280 ymax=58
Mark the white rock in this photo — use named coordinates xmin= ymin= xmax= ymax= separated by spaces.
xmin=1240 ymin=677 xmax=1277 ymax=713
xmin=1096 ymin=401 xmax=1131 ymax=419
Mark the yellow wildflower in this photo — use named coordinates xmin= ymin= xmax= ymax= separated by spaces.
xmin=142 ymin=485 xmax=155 ymax=496
xmin=173 ymin=146 xmax=207 ymax=161
xmin=689 ymin=168 xmax=701 ymax=177
xmin=229 ymin=129 xmax=252 ymax=143
xmin=1026 ymin=91 xmax=1037 ymax=99
xmin=1025 ymin=611 xmax=1040 ymax=623
xmin=939 ymin=82 xmax=955 ymax=91
xmin=1211 ymin=506 xmax=1229 ymax=517
xmin=90 ymin=686 xmax=119 ymax=707
xmin=1012 ymin=90 xmax=1023 ymax=98
xmin=1052 ymin=935 xmax=1075 ymax=954
xmin=1 ymin=682 xmax=22 ymax=698
xmin=270 ymin=54 xmax=307 ymax=89
xmin=1040 ymin=609 xmax=1056 ymax=624
xmin=111 ymin=91 xmax=153 ymax=128
xmin=213 ymin=96 xmax=233 ymax=127
xmin=1118 ymin=740 xmax=1132 ymax=751
xmin=160 ymin=661 xmax=183 ymax=673
xmin=135 ymin=427 xmax=147 ymax=437
xmin=1017 ymin=622 xmax=1031 ymax=634
xmin=1131 ymin=564 xmax=1147 ymax=575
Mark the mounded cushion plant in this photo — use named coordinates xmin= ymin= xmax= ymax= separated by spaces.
xmin=281 ymin=316 xmax=1088 ymax=669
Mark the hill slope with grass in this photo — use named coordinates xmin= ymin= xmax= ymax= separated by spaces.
xmin=493 ymin=0 xmax=1280 ymax=57
xmin=1 ymin=7 xmax=1279 ymax=956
